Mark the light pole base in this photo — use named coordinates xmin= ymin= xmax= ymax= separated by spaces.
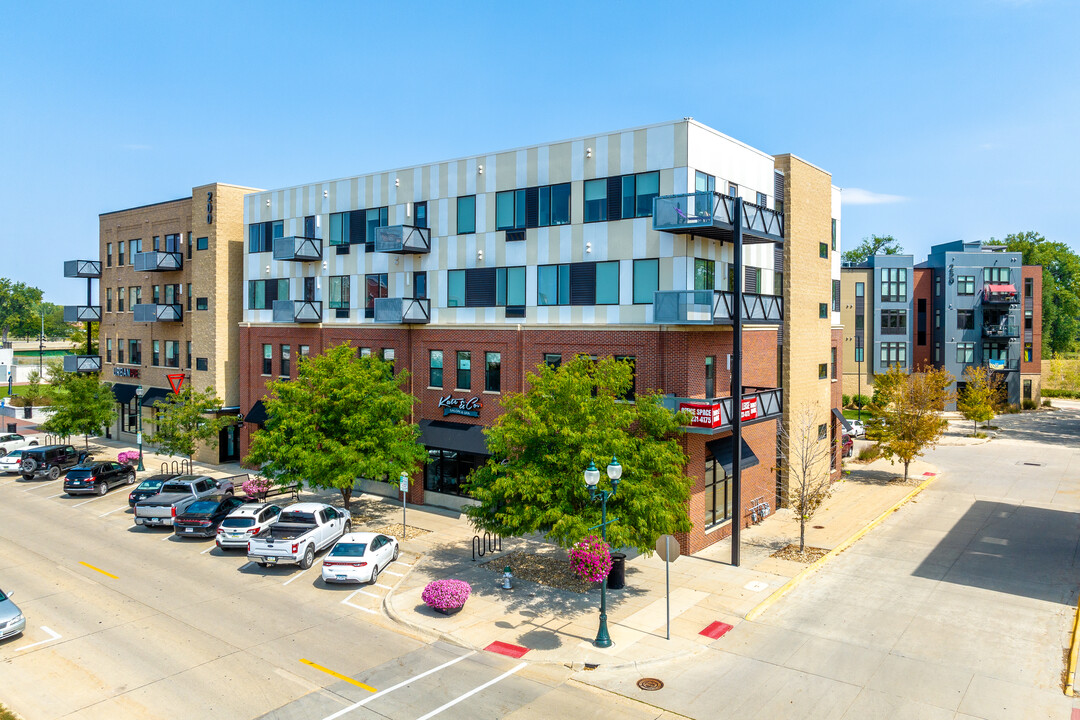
xmin=594 ymin=616 xmax=613 ymax=648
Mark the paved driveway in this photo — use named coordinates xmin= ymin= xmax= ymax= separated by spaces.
xmin=587 ymin=404 xmax=1080 ymax=719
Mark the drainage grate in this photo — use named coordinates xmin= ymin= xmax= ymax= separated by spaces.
xmin=583 ymin=663 xmax=599 ymax=671
xmin=637 ymin=678 xmax=664 ymax=691
xmin=1020 ymin=461 xmax=1044 ymax=467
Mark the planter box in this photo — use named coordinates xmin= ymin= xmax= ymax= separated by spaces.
xmin=432 ymin=605 xmax=464 ymax=616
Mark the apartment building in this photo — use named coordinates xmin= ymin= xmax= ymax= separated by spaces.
xmin=238 ymin=119 xmax=842 ymax=554
xmin=95 ymin=183 xmax=258 ymax=463
xmin=840 ymin=241 xmax=1042 ymax=409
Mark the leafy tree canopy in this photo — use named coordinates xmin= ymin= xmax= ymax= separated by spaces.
xmin=464 ymin=355 xmax=693 ymax=555
xmin=841 ymin=235 xmax=903 ymax=265
xmin=150 ymin=385 xmax=235 ymax=460
xmin=867 ymin=364 xmax=952 ymax=481
xmin=0 ymin=279 xmax=44 ymax=340
xmin=39 ymin=365 xmax=116 ymax=450
xmin=956 ymin=365 xmax=1002 ymax=436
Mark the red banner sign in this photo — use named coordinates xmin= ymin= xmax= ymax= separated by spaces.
xmin=741 ymin=397 xmax=758 ymax=421
xmin=679 ymin=397 xmax=759 ymax=429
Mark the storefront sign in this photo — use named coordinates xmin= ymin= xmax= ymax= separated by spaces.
xmin=679 ymin=397 xmax=759 ymax=429
xmin=438 ymin=395 xmax=482 ymax=418
xmin=741 ymin=397 xmax=758 ymax=421
xmin=114 ymin=367 xmax=140 ymax=379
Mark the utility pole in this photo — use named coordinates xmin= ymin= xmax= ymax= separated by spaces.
xmin=731 ymin=196 xmax=744 ymax=568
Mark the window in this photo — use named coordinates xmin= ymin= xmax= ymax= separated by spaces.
xmin=880 ymin=342 xmax=907 ymax=367
xmin=365 ymin=274 xmax=388 ymax=318
xmin=917 ymin=298 xmax=927 ymax=345
xmin=128 ymin=339 xmax=141 ymax=365
xmin=196 ymin=358 xmax=208 ymax=371
xmin=936 ymin=276 xmax=942 ymax=296
xmin=956 ymin=275 xmax=975 ymax=295
xmin=1025 ymin=310 xmax=1033 ymax=330
xmin=152 ymin=235 xmax=159 ymax=251
xmin=118 ymin=287 xmax=125 ymax=313
xmin=705 ymin=356 xmax=715 ymax=397
xmin=118 ymin=242 xmax=125 ymax=266
xmin=957 ymin=310 xmax=974 ymax=330
xmin=485 ymin=352 xmax=501 ymax=392
xmin=160 ymin=341 xmax=176 ymax=368
xmin=819 ymin=243 xmax=828 ymax=259
xmin=623 ymin=171 xmax=660 ymax=218
xmin=129 ymin=238 xmax=141 ymax=259
xmin=106 ymin=339 xmax=112 ymax=363
xmin=831 ymin=347 xmax=837 ymax=379
xmin=381 ymin=348 xmax=395 ymax=368
xmin=854 ymin=346 xmax=863 ymax=363
xmin=1024 ymin=379 xmax=1033 ymax=400
xmin=704 ymin=454 xmax=731 ymax=527
xmin=984 ymin=267 xmax=1011 ymax=284
xmin=248 ymin=221 xmax=282 ymax=253
xmin=633 ymin=259 xmax=659 ymax=304
xmin=106 ymin=288 xmax=112 ymax=312
xmin=983 ymin=343 xmax=1008 ymax=362
xmin=1025 ymin=277 xmax=1034 ymax=298
xmin=881 ymin=309 xmax=907 ymax=334
xmin=429 ymin=350 xmax=443 ymax=388
xmin=757 ymin=191 xmax=767 ymax=207
xmin=358 ymin=348 xmax=371 ymax=357
xmin=187 ymin=233 xmax=192 ymax=259
xmin=695 ymin=171 xmax=715 ymax=195
xmin=496 ymin=189 xmax=527 ymax=230
xmin=538 ymin=183 xmax=571 ymax=226
xmin=456 ymin=196 xmax=476 ymax=234
xmin=447 ymin=270 xmax=465 ymax=307
xmin=495 ymin=267 xmax=527 ymax=306
xmin=130 ymin=286 xmax=141 ymax=306
xmin=106 ymin=243 xmax=112 ymax=267
xmin=615 ymin=355 xmax=636 ymax=400
xmin=831 ymin=219 xmax=837 ymax=250
xmin=935 ymin=342 xmax=941 ymax=363
xmin=365 ymin=207 xmax=388 ymax=251
xmin=424 ymin=448 xmax=485 ymax=497
xmin=881 ymin=268 xmax=908 ymax=302
xmin=262 ymin=344 xmax=272 ymax=375
xmin=447 ymin=267 xmax=527 ymax=308
xmin=117 ymin=339 xmax=124 ymax=364
xmin=544 ymin=353 xmax=562 ymax=369
xmin=694 ymin=259 xmax=715 ymax=291
xmin=819 ymin=363 xmax=828 ymax=379
xmin=584 ymin=179 xmax=607 ymax=222
xmin=409 ymin=201 xmax=427 ymax=230
xmin=186 ymin=342 xmax=191 ymax=369
xmin=329 ymin=275 xmax=350 ymax=309
xmin=728 ymin=183 xmax=739 ymax=197
xmin=196 ymin=236 xmax=208 ymax=251
xmin=152 ymin=285 xmax=160 ymax=304
xmin=819 ymin=303 xmax=828 ymax=319
xmin=1024 ymin=342 xmax=1033 ymax=362
xmin=249 ymin=279 xmax=289 ymax=310
xmin=414 ymin=271 xmax=427 ymax=299
xmin=280 ymin=345 xmax=290 ymax=377
xmin=935 ymin=309 xmax=942 ymax=329
xmin=818 ymin=424 xmax=828 ymax=441
xmin=833 ymin=279 xmax=841 ymax=312
xmin=855 ymin=281 xmax=864 ymax=298
xmin=329 ymin=211 xmax=351 ymax=246
xmin=186 ymin=284 xmax=192 ymax=311
xmin=456 ymin=351 xmax=471 ymax=390
xmin=537 ymin=262 xmax=618 ymax=306
xmin=956 ymin=342 xmax=974 ymax=363
xmin=196 ymin=297 xmax=208 ymax=311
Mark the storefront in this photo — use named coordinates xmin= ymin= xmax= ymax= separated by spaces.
xmin=419 ymin=419 xmax=489 ymax=508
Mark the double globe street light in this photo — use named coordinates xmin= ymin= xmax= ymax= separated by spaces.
xmin=584 ymin=455 xmax=622 ymax=648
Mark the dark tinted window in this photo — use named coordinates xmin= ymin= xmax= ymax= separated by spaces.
xmin=222 ymin=517 xmax=255 ymax=528
xmin=137 ymin=480 xmax=165 ymax=491
xmin=187 ymin=501 xmax=219 ymax=514
xmin=160 ymin=483 xmax=191 ymax=494
xmin=280 ymin=512 xmax=316 ymax=524
xmin=329 ymin=543 xmax=367 ymax=557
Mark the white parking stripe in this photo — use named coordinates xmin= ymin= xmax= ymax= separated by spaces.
xmin=160 ymin=532 xmax=173 ymax=541
xmin=383 ymin=570 xmax=403 ymax=576
xmin=414 ymin=662 xmax=527 ymax=720
xmin=15 ymin=626 xmax=61 ymax=652
xmin=98 ymin=505 xmax=129 ymax=517
xmin=340 ymin=590 xmax=378 ymax=614
xmin=283 ymin=567 xmax=313 ymax=586
xmin=47 ymin=492 xmax=67 ymax=499
xmin=319 ymin=651 xmax=476 ymax=720
xmin=200 ymin=546 xmax=215 ymax=555
xmin=72 ymin=494 xmax=114 ymax=507
xmin=373 ymin=583 xmax=393 ymax=590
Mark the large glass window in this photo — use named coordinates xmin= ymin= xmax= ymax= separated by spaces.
xmin=429 ymin=350 xmax=443 ymax=388
xmin=495 ymin=267 xmax=526 ymax=307
xmin=956 ymin=275 xmax=975 ymax=295
xmin=956 ymin=342 xmax=974 ymax=363
xmin=365 ymin=274 xmax=388 ymax=318
xmin=704 ymin=455 xmax=731 ymax=527
xmin=584 ymin=179 xmax=607 ymax=222
xmin=249 ymin=279 xmax=289 ymax=310
xmin=165 ymin=341 xmax=180 ymax=368
xmin=447 ymin=271 xmax=466 ymax=307
xmin=622 ymin=171 xmax=659 ymax=218
xmin=881 ymin=309 xmax=907 ymax=334
xmin=424 ymin=449 xmax=484 ymax=497
xmin=957 ymin=309 xmax=974 ymax=330
xmin=456 ymin=351 xmax=471 ymax=390
xmin=496 ymin=189 xmax=526 ymax=230
xmin=881 ymin=268 xmax=908 ymax=302
xmin=596 ymin=261 xmax=619 ymax=304
xmin=485 ymin=352 xmax=501 ymax=392
xmin=539 ymin=183 xmax=571 ymax=226
xmin=329 ymin=275 xmax=350 ymax=309
xmin=695 ymin=171 xmax=715 ymax=195
xmin=983 ymin=267 xmax=1011 ymax=284
xmin=537 ymin=264 xmax=570 ymax=306
xmin=365 ymin=207 xmax=388 ymax=251
xmin=880 ymin=342 xmax=907 ymax=367
xmin=247 ymin=222 xmax=281 ymax=253
xmin=633 ymin=259 xmax=659 ymax=304
xmin=128 ymin=339 xmax=141 ymax=365
xmin=456 ymin=196 xmax=475 ymax=234
xmin=329 ymin=211 xmax=350 ymax=246
xmin=694 ymin=259 xmax=715 ymax=291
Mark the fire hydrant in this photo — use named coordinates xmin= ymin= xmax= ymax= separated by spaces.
xmin=502 ymin=566 xmax=513 ymax=589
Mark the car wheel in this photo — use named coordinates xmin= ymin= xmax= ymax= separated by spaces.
xmin=370 ymin=563 xmax=380 ymax=585
xmin=258 ymin=562 xmax=269 ymax=568
xmin=126 ymin=472 xmax=136 ymax=485
xmin=299 ymin=545 xmax=315 ymax=570
xmin=48 ymin=466 xmax=60 ymax=481
xmin=392 ymin=544 xmax=399 ymax=562
xmin=29 ymin=441 xmax=38 ymax=446
xmin=343 ymin=521 xmax=351 ymax=534
xmin=97 ymin=481 xmax=108 ymax=496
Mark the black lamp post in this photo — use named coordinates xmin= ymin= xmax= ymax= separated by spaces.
xmin=135 ymin=385 xmax=145 ymax=471
xmin=584 ymin=456 xmax=622 ymax=648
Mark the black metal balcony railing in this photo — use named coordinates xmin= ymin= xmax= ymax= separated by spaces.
xmin=982 ymin=285 xmax=1019 ymax=304
xmin=653 ymin=192 xmax=783 ymax=244
xmin=63 ymin=260 xmax=101 ymax=278
xmin=133 ymin=251 xmax=183 ymax=273
xmin=272 ymin=236 xmax=322 ymax=262
xmin=132 ymin=303 xmax=183 ymax=322
xmin=652 ymin=290 xmax=782 ymax=325
xmin=982 ymin=323 xmax=1020 ymax=339
xmin=272 ymin=300 xmax=322 ymax=323
xmin=63 ymin=355 xmax=102 ymax=373
xmin=375 ymin=225 xmax=431 ymax=254
xmin=63 ymin=305 xmax=102 ymax=323
xmin=661 ymin=388 xmax=782 ymax=435
xmin=373 ymin=297 xmax=431 ymax=324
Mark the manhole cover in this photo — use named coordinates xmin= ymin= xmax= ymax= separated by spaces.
xmin=637 ymin=678 xmax=664 ymax=691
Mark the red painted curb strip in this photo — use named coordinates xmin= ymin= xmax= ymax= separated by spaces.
xmin=700 ymin=621 xmax=733 ymax=639
xmin=485 ymin=641 xmax=529 ymax=658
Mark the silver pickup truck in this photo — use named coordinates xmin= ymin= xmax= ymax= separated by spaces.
xmin=246 ymin=503 xmax=352 ymax=569
xmin=134 ymin=474 xmax=239 ymax=527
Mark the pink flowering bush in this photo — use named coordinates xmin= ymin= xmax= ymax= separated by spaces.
xmin=569 ymin=535 xmax=613 ymax=583
xmin=421 ymin=579 xmax=471 ymax=610
xmin=117 ymin=451 xmax=139 ymax=466
xmin=242 ymin=476 xmax=271 ymax=499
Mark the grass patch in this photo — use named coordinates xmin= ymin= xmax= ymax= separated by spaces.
xmin=842 ymin=409 xmax=875 ymax=421
xmin=856 ymin=444 xmax=882 ymax=462
xmin=970 ymin=432 xmax=988 ymax=439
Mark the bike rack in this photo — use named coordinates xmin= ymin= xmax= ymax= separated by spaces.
xmin=160 ymin=458 xmax=193 ymax=476
xmin=44 ymin=434 xmax=70 ymax=446
xmin=472 ymin=532 xmax=502 ymax=561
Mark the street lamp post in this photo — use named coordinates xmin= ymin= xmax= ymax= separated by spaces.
xmin=584 ymin=456 xmax=622 ymax=648
xmin=135 ymin=385 xmax=145 ymax=472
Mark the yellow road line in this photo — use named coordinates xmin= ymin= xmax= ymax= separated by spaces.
xmin=78 ymin=561 xmax=118 ymax=580
xmin=745 ymin=472 xmax=942 ymax=622
xmin=300 ymin=659 xmax=377 ymax=693
xmin=1065 ymin=602 xmax=1080 ymax=696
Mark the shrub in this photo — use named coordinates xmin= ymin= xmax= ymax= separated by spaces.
xmin=569 ymin=534 xmax=613 ymax=582
xmin=842 ymin=394 xmax=852 ymax=408
xmin=857 ymin=444 xmax=882 ymax=462
xmin=1042 ymin=399 xmax=1053 ymax=408
xmin=1021 ymin=399 xmax=1038 ymax=410
xmin=1043 ymin=388 xmax=1080 ymax=399
xmin=852 ymin=394 xmax=871 ymax=409
xmin=421 ymin=579 xmax=471 ymax=610
xmin=1002 ymin=403 xmax=1021 ymax=414
xmin=242 ymin=476 xmax=271 ymax=499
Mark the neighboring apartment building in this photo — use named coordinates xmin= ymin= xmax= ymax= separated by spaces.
xmin=840 ymin=241 xmax=1042 ymax=409
xmin=95 ymin=183 xmax=259 ymax=463
xmin=237 ymin=119 xmax=842 ymax=554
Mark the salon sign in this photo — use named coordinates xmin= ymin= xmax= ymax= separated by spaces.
xmin=438 ymin=395 xmax=482 ymax=418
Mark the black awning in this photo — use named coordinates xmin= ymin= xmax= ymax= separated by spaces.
xmin=419 ymin=419 xmax=489 ymax=456
xmin=111 ymin=383 xmax=138 ymax=404
xmin=140 ymin=387 xmax=172 ymax=407
xmin=705 ymin=435 xmax=760 ymax=474
xmin=832 ymin=408 xmax=853 ymax=432
xmin=245 ymin=400 xmax=268 ymax=425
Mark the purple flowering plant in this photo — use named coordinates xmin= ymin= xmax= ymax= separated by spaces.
xmin=117 ymin=451 xmax=139 ymax=466
xmin=569 ymin=535 xmax=613 ymax=583
xmin=421 ymin=579 xmax=472 ymax=610
xmin=242 ymin=476 xmax=271 ymax=499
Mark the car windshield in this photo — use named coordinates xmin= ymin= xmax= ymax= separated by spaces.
xmin=221 ymin=517 xmax=255 ymax=528
xmin=0 ymin=588 xmax=7 ymax=601
xmin=279 ymin=512 xmax=316 ymax=525
xmin=329 ymin=543 xmax=367 ymax=557
xmin=2 ymin=450 xmax=23 ymax=459
xmin=137 ymin=480 xmax=164 ymax=491
xmin=160 ymin=483 xmax=190 ymax=494
xmin=187 ymin=501 xmax=218 ymax=514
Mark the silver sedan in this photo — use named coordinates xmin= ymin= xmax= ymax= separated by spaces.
xmin=0 ymin=586 xmax=26 ymax=642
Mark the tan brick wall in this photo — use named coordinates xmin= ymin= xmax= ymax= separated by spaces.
xmin=840 ymin=268 xmax=874 ymax=398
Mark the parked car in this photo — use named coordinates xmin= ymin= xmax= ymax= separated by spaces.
xmin=134 ymin=475 xmax=235 ymax=527
xmin=847 ymin=419 xmax=866 ymax=438
xmin=174 ymin=495 xmax=246 ymax=538
xmin=19 ymin=445 xmax=90 ymax=480
xmin=216 ymin=503 xmax=284 ymax=549
xmin=842 ymin=433 xmax=854 ymax=458
xmin=0 ymin=433 xmax=38 ymax=454
xmin=321 ymin=532 xmax=399 ymax=585
xmin=0 ymin=449 xmax=27 ymax=474
xmin=63 ymin=461 xmax=137 ymax=496
xmin=0 ymin=586 xmax=26 ymax=642
xmin=246 ymin=503 xmax=352 ymax=569
xmin=128 ymin=474 xmax=179 ymax=507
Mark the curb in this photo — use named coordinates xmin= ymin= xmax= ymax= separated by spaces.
xmin=1064 ymin=600 xmax=1080 ymax=696
xmin=745 ymin=471 xmax=942 ymax=622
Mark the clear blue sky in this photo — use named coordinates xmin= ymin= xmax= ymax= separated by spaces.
xmin=2 ymin=0 xmax=1077 ymax=304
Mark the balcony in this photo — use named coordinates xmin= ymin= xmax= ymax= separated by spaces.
xmin=133 ymin=251 xmax=183 ymax=272
xmin=661 ymin=388 xmax=783 ymax=435
xmin=63 ymin=260 xmax=101 ymax=278
xmin=985 ymin=357 xmax=1019 ymax=372
xmin=272 ymin=236 xmax=322 ymax=262
xmin=132 ymin=303 xmax=183 ymax=322
xmin=272 ymin=300 xmax=322 ymax=323
xmin=63 ymin=305 xmax=102 ymax=323
xmin=982 ymin=284 xmax=1018 ymax=305
xmin=653 ymin=192 xmax=783 ymax=244
xmin=373 ymin=297 xmax=431 ymax=324
xmin=63 ymin=355 xmax=102 ymax=373
xmin=374 ymin=225 xmax=431 ymax=254
xmin=652 ymin=291 xmax=782 ymax=325
xmin=982 ymin=322 xmax=1019 ymax=339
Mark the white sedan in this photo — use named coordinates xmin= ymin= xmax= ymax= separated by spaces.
xmin=0 ymin=449 xmax=28 ymax=474
xmin=0 ymin=433 xmax=38 ymax=455
xmin=321 ymin=532 xmax=399 ymax=584
xmin=847 ymin=419 xmax=866 ymax=438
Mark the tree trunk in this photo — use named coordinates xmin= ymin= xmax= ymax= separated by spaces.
xmin=903 ymin=461 xmax=910 ymax=481
xmin=973 ymin=419 xmax=977 ymax=436
xmin=85 ymin=435 xmax=89 ymax=451
xmin=799 ymin=515 xmax=806 ymax=552
xmin=340 ymin=486 xmax=352 ymax=511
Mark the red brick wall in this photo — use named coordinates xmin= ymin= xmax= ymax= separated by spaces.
xmin=831 ymin=328 xmax=843 ymax=481
xmin=1022 ymin=266 xmax=1042 ymax=370
xmin=911 ymin=268 xmax=934 ymax=369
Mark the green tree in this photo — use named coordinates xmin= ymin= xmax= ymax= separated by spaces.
xmin=20 ymin=370 xmax=46 ymax=408
xmin=150 ymin=385 xmax=235 ymax=461
xmin=987 ymin=232 xmax=1080 ymax=356
xmin=0 ymin=279 xmax=44 ymax=341
xmin=42 ymin=302 xmax=75 ymax=340
xmin=867 ymin=364 xmax=953 ymax=481
xmin=244 ymin=343 xmax=427 ymax=510
xmin=39 ymin=365 xmax=116 ymax=450
xmin=841 ymin=234 xmax=903 ymax=265
xmin=465 ymin=355 xmax=693 ymax=555
xmin=778 ymin=402 xmax=836 ymax=552
xmin=956 ymin=365 xmax=1003 ymax=436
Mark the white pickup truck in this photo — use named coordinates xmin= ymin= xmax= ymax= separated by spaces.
xmin=134 ymin=475 xmax=237 ymax=527
xmin=246 ymin=503 xmax=352 ymax=569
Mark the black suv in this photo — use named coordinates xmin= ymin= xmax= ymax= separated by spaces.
xmin=19 ymin=445 xmax=90 ymax=481
xmin=63 ymin=461 xmax=137 ymax=496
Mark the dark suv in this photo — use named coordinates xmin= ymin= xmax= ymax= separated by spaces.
xmin=63 ymin=461 xmax=137 ymax=496
xmin=19 ymin=445 xmax=90 ymax=481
